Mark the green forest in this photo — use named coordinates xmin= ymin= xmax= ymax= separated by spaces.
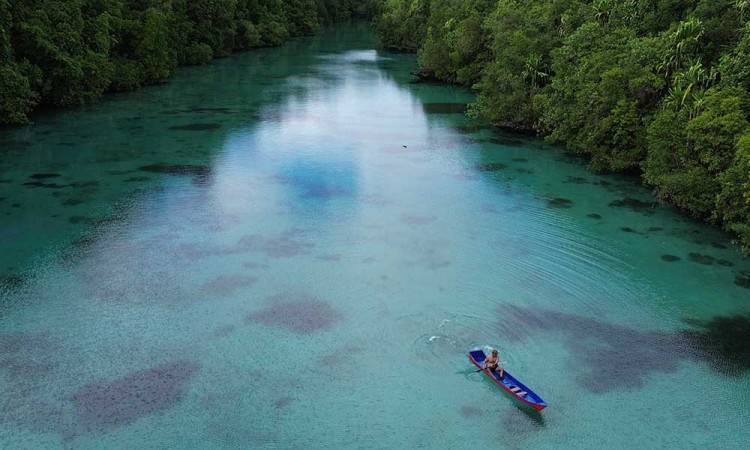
xmin=0 ymin=0 xmax=374 ymax=125
xmin=2 ymin=1 xmax=749 ymax=251
xmin=375 ymin=0 xmax=750 ymax=251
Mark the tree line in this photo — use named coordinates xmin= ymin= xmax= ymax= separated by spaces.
xmin=0 ymin=0 xmax=375 ymax=125
xmin=375 ymin=0 xmax=750 ymax=251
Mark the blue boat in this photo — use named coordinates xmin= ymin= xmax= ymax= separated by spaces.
xmin=469 ymin=349 xmax=548 ymax=411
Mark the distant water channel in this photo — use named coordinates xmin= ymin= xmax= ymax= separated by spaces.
xmin=1 ymin=24 xmax=749 ymax=449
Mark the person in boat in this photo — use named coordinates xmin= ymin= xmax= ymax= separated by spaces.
xmin=484 ymin=349 xmax=504 ymax=377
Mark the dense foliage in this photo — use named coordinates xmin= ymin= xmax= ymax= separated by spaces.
xmin=375 ymin=0 xmax=750 ymax=251
xmin=0 ymin=0 xmax=375 ymax=124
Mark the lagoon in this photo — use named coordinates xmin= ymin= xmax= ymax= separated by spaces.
xmin=1 ymin=24 xmax=749 ymax=449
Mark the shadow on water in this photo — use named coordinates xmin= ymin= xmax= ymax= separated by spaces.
xmin=513 ymin=404 xmax=546 ymax=427
xmin=468 ymin=367 xmax=547 ymax=428
xmin=498 ymin=403 xmax=546 ymax=439
xmin=496 ymin=305 xmax=750 ymax=393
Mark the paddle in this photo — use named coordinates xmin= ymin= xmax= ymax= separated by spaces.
xmin=475 ymin=365 xmax=504 ymax=377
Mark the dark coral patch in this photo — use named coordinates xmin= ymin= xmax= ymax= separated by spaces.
xmin=0 ymin=358 xmax=54 ymax=381
xmin=140 ymin=164 xmax=211 ymax=185
xmin=299 ymin=184 xmax=351 ymax=199
xmin=481 ymin=137 xmax=524 ymax=146
xmin=236 ymin=231 xmax=315 ymax=258
xmin=125 ymin=176 xmax=151 ymax=182
xmin=422 ymin=103 xmax=468 ymax=114
xmin=661 ymin=254 xmax=681 ymax=262
xmin=317 ymin=254 xmax=342 ymax=261
xmin=168 ymin=123 xmax=222 ymax=131
xmin=454 ymin=124 xmax=487 ymax=134
xmin=29 ymin=173 xmax=61 ymax=180
xmin=648 ymin=227 xmax=664 ymax=232
xmin=711 ymin=242 xmax=728 ymax=249
xmin=23 ymin=179 xmax=98 ymax=190
xmin=514 ymin=168 xmax=535 ymax=174
xmin=201 ymin=274 xmax=257 ymax=297
xmin=0 ymin=332 xmax=56 ymax=386
xmin=688 ymin=253 xmax=715 ymax=265
xmin=163 ymin=107 xmax=246 ymax=115
xmin=565 ymin=176 xmax=589 ymax=184
xmin=717 ymin=260 xmax=734 ymax=267
xmin=401 ymin=214 xmax=436 ymax=225
xmin=69 ymin=181 xmax=99 ymax=190
xmin=496 ymin=306 xmax=682 ymax=393
xmin=680 ymin=315 xmax=750 ymax=376
xmin=177 ymin=230 xmax=314 ymax=261
xmin=69 ymin=216 xmax=93 ymax=225
xmin=547 ymin=198 xmax=573 ymax=208
xmin=608 ymin=198 xmax=656 ymax=214
xmin=317 ymin=345 xmax=364 ymax=369
xmin=139 ymin=164 xmax=210 ymax=177
xmin=497 ymin=306 xmax=750 ymax=393
xmin=735 ymin=272 xmax=750 ymax=289
xmin=23 ymin=181 xmax=65 ymax=189
xmin=475 ymin=162 xmax=507 ymax=172
xmin=460 ymin=406 xmax=482 ymax=418
xmin=587 ymin=213 xmax=602 ymax=220
xmin=187 ymin=107 xmax=236 ymax=114
xmin=246 ymin=295 xmax=342 ymax=333
xmin=0 ymin=331 xmax=51 ymax=355
xmin=427 ymin=260 xmax=451 ymax=269
xmin=274 ymin=396 xmax=293 ymax=409
xmin=72 ymin=361 xmax=199 ymax=431
xmin=620 ymin=227 xmax=637 ymax=233
xmin=108 ymin=170 xmax=135 ymax=176
xmin=213 ymin=325 xmax=236 ymax=337
xmin=62 ymin=197 xmax=86 ymax=206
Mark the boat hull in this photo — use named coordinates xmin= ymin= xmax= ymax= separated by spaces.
xmin=469 ymin=349 xmax=547 ymax=411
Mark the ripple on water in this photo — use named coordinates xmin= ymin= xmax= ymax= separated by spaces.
xmin=505 ymin=206 xmax=638 ymax=307
xmin=400 ymin=314 xmax=488 ymax=368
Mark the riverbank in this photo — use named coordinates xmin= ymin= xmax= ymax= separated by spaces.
xmin=0 ymin=1 xmax=376 ymax=126
xmin=374 ymin=0 xmax=750 ymax=253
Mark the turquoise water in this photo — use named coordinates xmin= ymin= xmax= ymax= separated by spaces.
xmin=1 ymin=24 xmax=749 ymax=449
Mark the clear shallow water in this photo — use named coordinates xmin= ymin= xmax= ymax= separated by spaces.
xmin=1 ymin=24 xmax=749 ymax=449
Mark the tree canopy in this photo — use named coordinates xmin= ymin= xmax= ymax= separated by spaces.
xmin=375 ymin=0 xmax=750 ymax=251
xmin=0 ymin=0 xmax=376 ymax=125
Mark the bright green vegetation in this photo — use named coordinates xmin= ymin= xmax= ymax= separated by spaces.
xmin=374 ymin=0 xmax=750 ymax=251
xmin=0 ymin=0 xmax=375 ymax=125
